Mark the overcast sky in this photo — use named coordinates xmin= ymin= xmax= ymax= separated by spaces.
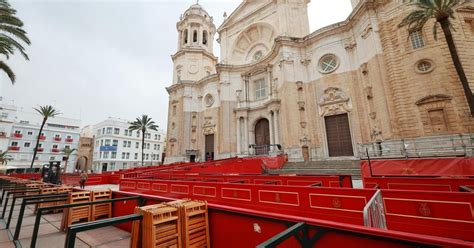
xmin=0 ymin=0 xmax=352 ymax=129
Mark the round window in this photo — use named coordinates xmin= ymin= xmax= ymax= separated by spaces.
xmin=253 ymin=51 xmax=263 ymax=61
xmin=319 ymin=54 xmax=339 ymax=74
xmin=416 ymin=60 xmax=433 ymax=73
xmin=204 ymin=94 xmax=214 ymax=107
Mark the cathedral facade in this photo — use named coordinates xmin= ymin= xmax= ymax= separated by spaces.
xmin=165 ymin=0 xmax=474 ymax=163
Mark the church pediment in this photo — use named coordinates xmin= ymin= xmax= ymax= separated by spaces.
xmin=415 ymin=94 xmax=452 ymax=106
xmin=218 ymin=0 xmax=272 ymax=32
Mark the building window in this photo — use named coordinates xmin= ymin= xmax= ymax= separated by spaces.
xmin=157 ymin=144 xmax=160 ymax=150
xmin=203 ymin=31 xmax=208 ymax=45
xmin=416 ymin=59 xmax=434 ymax=73
xmin=106 ymin=127 xmax=112 ymax=134
xmin=134 ymin=153 xmax=138 ymax=160
xmin=253 ymin=51 xmax=263 ymax=61
xmin=127 ymin=141 xmax=131 ymax=147
xmin=114 ymin=128 xmax=120 ymax=135
xmin=136 ymin=131 xmax=140 ymax=137
xmin=154 ymin=134 xmax=158 ymax=140
xmin=100 ymin=140 xmax=104 ymax=146
xmin=105 ymin=139 xmax=111 ymax=146
xmin=158 ymin=135 xmax=161 ymax=140
xmin=123 ymin=141 xmax=127 ymax=147
xmin=173 ymin=105 xmax=177 ymax=116
xmin=1 ymin=113 xmax=7 ymax=119
xmin=55 ymin=134 xmax=60 ymax=138
xmin=147 ymin=143 xmax=150 ymax=149
xmin=14 ymin=130 xmax=21 ymax=134
xmin=65 ymin=145 xmax=70 ymax=149
xmin=50 ymin=156 xmax=55 ymax=161
xmin=24 ymin=142 xmax=30 ymax=148
xmin=67 ymin=135 xmax=71 ymax=139
xmin=319 ymin=54 xmax=339 ymax=74
xmin=122 ymin=152 xmax=126 ymax=159
xmin=111 ymin=152 xmax=117 ymax=159
xmin=126 ymin=153 xmax=130 ymax=159
xmin=52 ymin=144 xmax=58 ymax=149
xmin=110 ymin=162 xmax=115 ymax=170
xmin=102 ymin=128 xmax=105 ymax=134
xmin=103 ymin=152 xmax=109 ymax=159
xmin=123 ymin=162 xmax=127 ymax=169
xmin=410 ymin=30 xmax=425 ymax=49
xmin=11 ymin=141 xmax=18 ymax=147
xmin=255 ymin=78 xmax=267 ymax=100
xmin=112 ymin=140 xmax=118 ymax=147
xmin=97 ymin=129 xmax=101 ymax=136
xmin=193 ymin=30 xmax=198 ymax=43
xmin=135 ymin=142 xmax=139 ymax=148
xmin=204 ymin=94 xmax=214 ymax=107
xmin=27 ymin=131 xmax=33 ymax=135
xmin=124 ymin=130 xmax=128 ymax=136
xmin=184 ymin=29 xmax=188 ymax=44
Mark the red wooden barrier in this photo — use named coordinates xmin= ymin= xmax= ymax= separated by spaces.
xmin=145 ymin=174 xmax=352 ymax=188
xmin=364 ymin=177 xmax=474 ymax=192
xmin=112 ymin=191 xmax=474 ymax=248
xmin=120 ymin=179 xmax=375 ymax=226
xmin=361 ymin=157 xmax=474 ymax=177
xmin=382 ymin=190 xmax=474 ymax=241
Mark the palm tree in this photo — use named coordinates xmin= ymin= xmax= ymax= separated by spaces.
xmin=0 ymin=0 xmax=31 ymax=83
xmin=30 ymin=105 xmax=60 ymax=169
xmin=399 ymin=0 xmax=474 ymax=116
xmin=0 ymin=151 xmax=12 ymax=165
xmin=61 ymin=147 xmax=76 ymax=173
xmin=129 ymin=115 xmax=159 ymax=167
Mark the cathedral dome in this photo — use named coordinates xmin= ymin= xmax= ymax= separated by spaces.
xmin=182 ymin=3 xmax=212 ymax=21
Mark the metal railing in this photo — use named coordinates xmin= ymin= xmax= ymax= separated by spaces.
xmin=363 ymin=190 xmax=387 ymax=229
xmin=64 ymin=214 xmax=143 ymax=248
xmin=30 ymin=196 xmax=141 ymax=248
xmin=249 ymin=144 xmax=283 ymax=156
xmin=358 ymin=134 xmax=474 ymax=159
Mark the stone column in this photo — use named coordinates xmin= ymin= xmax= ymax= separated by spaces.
xmin=236 ymin=117 xmax=241 ymax=155
xmin=244 ymin=117 xmax=249 ymax=154
xmin=274 ymin=110 xmax=280 ymax=145
xmin=269 ymin=113 xmax=274 ymax=150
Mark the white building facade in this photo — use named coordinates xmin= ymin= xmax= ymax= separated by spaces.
xmin=0 ymin=102 xmax=81 ymax=171
xmin=92 ymin=118 xmax=166 ymax=172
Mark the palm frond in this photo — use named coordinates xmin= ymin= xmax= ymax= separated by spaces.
xmin=0 ymin=59 xmax=14 ymax=83
xmin=0 ymin=25 xmax=30 ymax=44
xmin=33 ymin=105 xmax=61 ymax=119
xmin=399 ymin=0 xmax=461 ymax=39
xmin=128 ymin=115 xmax=159 ymax=132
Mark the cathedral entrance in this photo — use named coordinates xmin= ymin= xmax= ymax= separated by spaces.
xmin=325 ymin=114 xmax=354 ymax=157
xmin=255 ymin=118 xmax=270 ymax=155
xmin=302 ymin=146 xmax=310 ymax=161
xmin=205 ymin=134 xmax=214 ymax=161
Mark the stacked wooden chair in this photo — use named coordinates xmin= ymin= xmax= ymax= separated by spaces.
xmin=131 ymin=199 xmax=210 ymax=248
xmin=91 ymin=189 xmax=112 ymax=221
xmin=61 ymin=191 xmax=92 ymax=231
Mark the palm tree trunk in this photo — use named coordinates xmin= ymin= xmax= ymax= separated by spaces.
xmin=141 ymin=130 xmax=145 ymax=167
xmin=30 ymin=118 xmax=47 ymax=169
xmin=64 ymin=157 xmax=69 ymax=173
xmin=439 ymin=18 xmax=474 ymax=117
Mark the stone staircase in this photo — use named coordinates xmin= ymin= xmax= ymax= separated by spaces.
xmin=269 ymin=159 xmax=362 ymax=179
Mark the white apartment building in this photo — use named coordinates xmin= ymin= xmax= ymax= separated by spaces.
xmin=0 ymin=102 xmax=81 ymax=171
xmin=92 ymin=117 xmax=166 ymax=172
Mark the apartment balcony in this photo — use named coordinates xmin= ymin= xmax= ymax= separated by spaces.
xmin=0 ymin=132 xmax=6 ymax=138
xmin=39 ymin=135 xmax=46 ymax=140
xmin=12 ymin=133 xmax=23 ymax=138
xmin=8 ymin=146 xmax=20 ymax=151
xmin=65 ymin=138 xmax=74 ymax=143
xmin=36 ymin=147 xmax=44 ymax=152
xmin=54 ymin=137 xmax=62 ymax=142
xmin=51 ymin=148 xmax=60 ymax=153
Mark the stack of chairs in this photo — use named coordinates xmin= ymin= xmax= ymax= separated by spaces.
xmin=91 ymin=189 xmax=112 ymax=221
xmin=61 ymin=191 xmax=92 ymax=231
xmin=131 ymin=199 xmax=210 ymax=248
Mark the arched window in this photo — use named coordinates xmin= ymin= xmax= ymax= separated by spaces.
xmin=193 ymin=30 xmax=198 ymax=43
xmin=184 ymin=29 xmax=188 ymax=44
xmin=203 ymin=31 xmax=208 ymax=45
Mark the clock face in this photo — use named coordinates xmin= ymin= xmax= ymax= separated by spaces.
xmin=189 ymin=64 xmax=199 ymax=74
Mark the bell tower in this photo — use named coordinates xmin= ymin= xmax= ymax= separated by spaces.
xmin=172 ymin=3 xmax=217 ymax=84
